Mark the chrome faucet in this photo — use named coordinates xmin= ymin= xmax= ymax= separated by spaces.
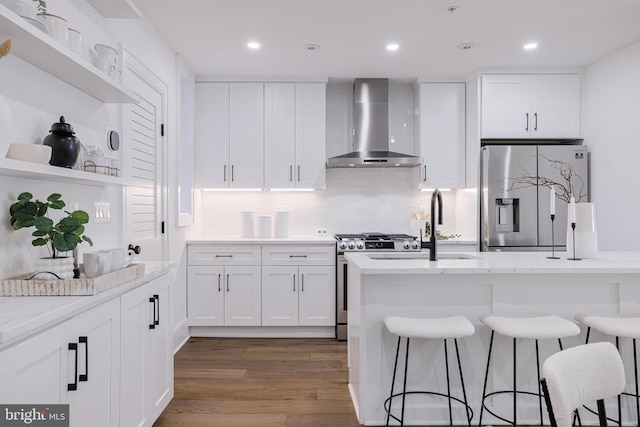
xmin=423 ymin=189 xmax=443 ymax=261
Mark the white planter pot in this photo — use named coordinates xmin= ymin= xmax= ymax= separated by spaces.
xmin=34 ymin=256 xmax=74 ymax=279
xmin=566 ymin=202 xmax=598 ymax=259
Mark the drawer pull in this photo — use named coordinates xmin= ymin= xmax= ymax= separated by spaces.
xmin=215 ymin=255 xmax=233 ymax=258
xmin=79 ymin=336 xmax=88 ymax=382
xmin=289 ymin=255 xmax=308 ymax=258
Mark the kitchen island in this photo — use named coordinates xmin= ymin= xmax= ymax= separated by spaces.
xmin=345 ymin=251 xmax=640 ymax=426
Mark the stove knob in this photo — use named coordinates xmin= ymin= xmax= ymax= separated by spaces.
xmin=338 ymin=241 xmax=347 ymax=250
xmin=411 ymin=240 xmax=420 ymax=249
xmin=347 ymin=241 xmax=356 ymax=250
xmin=356 ymin=241 xmax=365 ymax=250
xmin=403 ymin=240 xmax=410 ymax=250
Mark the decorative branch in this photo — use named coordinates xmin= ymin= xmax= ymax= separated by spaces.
xmin=498 ymin=155 xmax=587 ymax=203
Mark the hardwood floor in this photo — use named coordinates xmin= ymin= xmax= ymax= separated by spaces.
xmin=153 ymin=337 xmax=364 ymax=427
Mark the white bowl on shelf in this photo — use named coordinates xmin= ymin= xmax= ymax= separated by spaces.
xmin=5 ymin=143 xmax=52 ymax=164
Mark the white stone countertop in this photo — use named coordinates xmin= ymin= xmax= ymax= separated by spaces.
xmin=0 ymin=261 xmax=176 ymax=348
xmin=187 ymin=236 xmax=337 ymax=244
xmin=345 ymin=251 xmax=640 ymax=275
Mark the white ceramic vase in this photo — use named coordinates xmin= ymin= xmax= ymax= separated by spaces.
xmin=34 ymin=256 xmax=75 ymax=279
xmin=566 ymin=202 xmax=598 ymax=259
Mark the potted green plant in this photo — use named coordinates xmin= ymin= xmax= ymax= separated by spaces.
xmin=10 ymin=192 xmax=92 ymax=278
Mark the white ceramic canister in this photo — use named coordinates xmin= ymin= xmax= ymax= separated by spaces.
xmin=240 ymin=210 xmax=256 ymax=238
xmin=257 ymin=215 xmax=272 ymax=239
xmin=273 ymin=210 xmax=290 ymax=238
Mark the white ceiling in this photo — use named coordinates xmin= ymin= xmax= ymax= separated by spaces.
xmin=133 ymin=0 xmax=640 ymax=81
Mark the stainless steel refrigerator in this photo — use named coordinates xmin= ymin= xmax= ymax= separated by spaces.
xmin=479 ymin=144 xmax=589 ymax=251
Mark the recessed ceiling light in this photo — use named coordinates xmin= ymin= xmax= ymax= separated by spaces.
xmin=457 ymin=42 xmax=475 ymax=51
xmin=386 ymin=43 xmax=400 ymax=51
xmin=524 ymin=42 xmax=538 ymax=50
xmin=247 ymin=42 xmax=261 ymax=49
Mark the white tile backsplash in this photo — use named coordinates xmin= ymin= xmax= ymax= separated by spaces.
xmin=200 ymin=168 xmax=477 ymax=239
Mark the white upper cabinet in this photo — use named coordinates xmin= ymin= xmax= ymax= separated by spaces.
xmin=413 ymin=83 xmax=466 ymax=189
xmin=195 ymin=82 xmax=264 ymax=189
xmin=481 ymin=74 xmax=581 ymax=139
xmin=265 ymin=83 xmax=326 ymax=189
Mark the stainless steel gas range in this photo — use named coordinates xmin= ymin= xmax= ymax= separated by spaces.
xmin=335 ymin=232 xmax=420 ymax=341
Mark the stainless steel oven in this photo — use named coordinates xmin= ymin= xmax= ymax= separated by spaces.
xmin=334 ymin=233 xmax=419 ymax=341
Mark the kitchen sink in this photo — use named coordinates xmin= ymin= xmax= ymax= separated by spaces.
xmin=366 ymin=252 xmax=480 ymax=261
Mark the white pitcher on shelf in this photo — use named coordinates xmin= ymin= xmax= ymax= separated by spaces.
xmin=91 ymin=43 xmax=118 ymax=79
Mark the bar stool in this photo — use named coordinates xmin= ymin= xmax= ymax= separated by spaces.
xmin=478 ymin=314 xmax=581 ymax=426
xmin=575 ymin=312 xmax=640 ymax=426
xmin=384 ymin=315 xmax=475 ymax=427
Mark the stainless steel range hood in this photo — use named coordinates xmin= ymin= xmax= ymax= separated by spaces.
xmin=327 ymin=78 xmax=422 ymax=168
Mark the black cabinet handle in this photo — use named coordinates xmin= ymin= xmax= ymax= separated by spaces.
xmin=423 ymin=165 xmax=427 ymax=182
xmin=525 ymin=112 xmax=529 ymax=131
xmin=226 ymin=274 xmax=230 ymax=292
xmin=301 ymin=274 xmax=304 ymax=292
xmin=154 ymin=294 xmax=160 ymax=326
xmin=224 ymin=164 xmax=227 ymax=182
xmin=68 ymin=342 xmax=78 ymax=391
xmin=293 ymin=275 xmax=296 ymax=292
xmin=289 ymin=165 xmax=293 ymax=182
xmin=231 ymin=165 xmax=235 ymax=182
xmin=149 ymin=297 xmax=156 ymax=329
xmin=289 ymin=255 xmax=308 ymax=258
xmin=218 ymin=274 xmax=221 ymax=292
xmin=534 ymin=112 xmax=538 ymax=131
xmin=79 ymin=336 xmax=88 ymax=382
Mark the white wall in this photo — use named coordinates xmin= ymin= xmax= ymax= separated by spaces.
xmin=583 ymin=40 xmax=640 ymax=250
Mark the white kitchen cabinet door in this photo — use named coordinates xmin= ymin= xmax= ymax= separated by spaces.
xmin=187 ymin=265 xmax=225 ymax=326
xmin=0 ymin=299 xmax=120 ymax=427
xmin=481 ymin=74 xmax=581 ymax=139
xmin=120 ymin=275 xmax=173 ymax=427
xmin=481 ymin=75 xmax=531 ymax=139
xmin=145 ymin=274 xmax=173 ymax=423
xmin=298 ymin=266 xmax=335 ymax=326
xmin=224 ymin=266 xmax=262 ymax=326
xmin=295 ymin=83 xmax=327 ymax=189
xmin=66 ymin=298 xmax=120 ymax=427
xmin=530 ymin=74 xmax=581 ymax=138
xmin=0 ymin=320 xmax=69 ymax=405
xmin=262 ymin=266 xmax=299 ymax=326
xmin=414 ymin=83 xmax=466 ymax=189
xmin=195 ymin=82 xmax=230 ymax=188
xmin=229 ymin=83 xmax=264 ymax=188
xmin=264 ymin=83 xmax=296 ymax=189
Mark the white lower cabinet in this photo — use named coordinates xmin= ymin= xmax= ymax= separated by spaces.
xmin=0 ymin=298 xmax=121 ymax=427
xmin=187 ymin=243 xmax=336 ymax=333
xmin=120 ymin=273 xmax=173 ymax=427
xmin=262 ymin=266 xmax=335 ymax=326
xmin=188 ymin=265 xmax=262 ymax=326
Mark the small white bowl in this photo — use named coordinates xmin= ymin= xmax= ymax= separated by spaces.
xmin=5 ymin=143 xmax=52 ymax=164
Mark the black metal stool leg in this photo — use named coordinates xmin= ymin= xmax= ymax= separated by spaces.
xmin=513 ymin=337 xmax=517 ymax=427
xmin=454 ymin=338 xmax=472 ymax=427
xmin=479 ymin=330 xmax=495 ymax=427
xmin=536 ymin=339 xmax=543 ymax=426
xmin=634 ymin=338 xmax=639 ymax=427
xmin=400 ymin=337 xmax=410 ymax=426
xmin=617 ymin=337 xmax=622 ymax=427
xmin=444 ymin=339 xmax=453 ymax=426
xmin=386 ymin=336 xmax=402 ymax=426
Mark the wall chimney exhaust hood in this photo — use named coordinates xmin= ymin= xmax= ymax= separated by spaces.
xmin=327 ymin=78 xmax=422 ymax=168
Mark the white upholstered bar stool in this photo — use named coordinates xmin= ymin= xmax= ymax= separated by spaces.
xmin=384 ymin=316 xmax=475 ymax=427
xmin=478 ymin=314 xmax=581 ymax=427
xmin=575 ymin=313 xmax=640 ymax=426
